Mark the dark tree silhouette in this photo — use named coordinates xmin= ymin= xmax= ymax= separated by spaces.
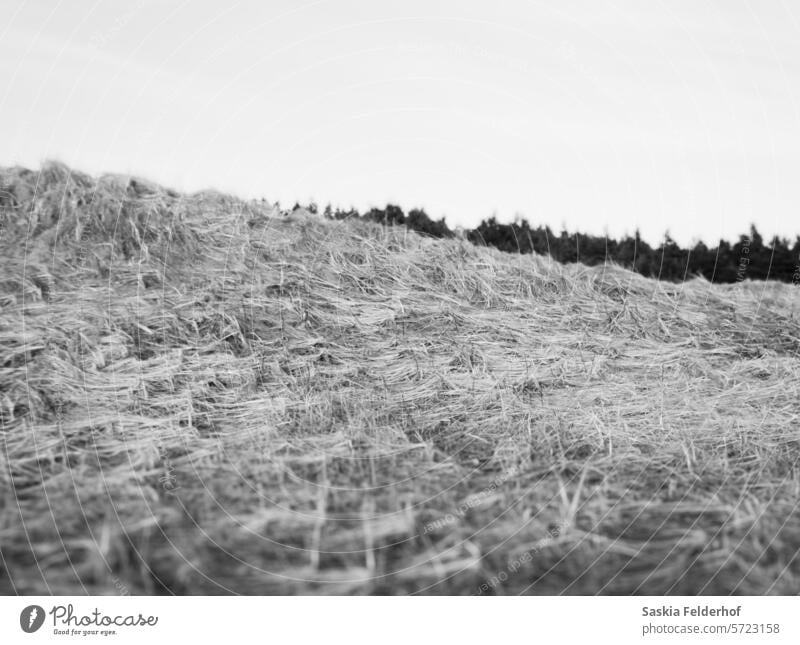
xmin=289 ymin=196 xmax=796 ymax=284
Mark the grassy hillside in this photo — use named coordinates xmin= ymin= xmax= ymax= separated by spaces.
xmin=2 ymin=162 xmax=800 ymax=595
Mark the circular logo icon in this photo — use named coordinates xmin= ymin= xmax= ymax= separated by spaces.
xmin=20 ymin=605 xmax=45 ymax=633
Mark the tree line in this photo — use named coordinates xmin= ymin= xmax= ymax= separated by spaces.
xmin=295 ymin=202 xmax=800 ymax=284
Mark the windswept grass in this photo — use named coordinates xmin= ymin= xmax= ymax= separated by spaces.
xmin=1 ymin=162 xmax=799 ymax=594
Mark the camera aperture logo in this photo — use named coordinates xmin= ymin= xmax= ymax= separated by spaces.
xmin=20 ymin=605 xmax=46 ymax=633
xmin=19 ymin=604 xmax=158 ymax=637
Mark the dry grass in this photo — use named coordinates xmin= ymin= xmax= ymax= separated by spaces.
xmin=2 ymin=161 xmax=800 ymax=595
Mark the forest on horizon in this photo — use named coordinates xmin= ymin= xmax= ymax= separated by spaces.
xmin=304 ymin=202 xmax=800 ymax=285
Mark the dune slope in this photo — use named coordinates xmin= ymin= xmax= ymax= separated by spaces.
xmin=2 ymin=162 xmax=800 ymax=594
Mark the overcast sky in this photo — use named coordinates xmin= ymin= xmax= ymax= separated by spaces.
xmin=2 ymin=0 xmax=799 ymax=246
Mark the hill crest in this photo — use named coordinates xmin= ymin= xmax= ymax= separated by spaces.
xmin=2 ymin=162 xmax=799 ymax=594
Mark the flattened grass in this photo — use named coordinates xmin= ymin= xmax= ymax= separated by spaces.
xmin=1 ymin=162 xmax=799 ymax=594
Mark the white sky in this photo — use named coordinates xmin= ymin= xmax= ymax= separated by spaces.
xmin=2 ymin=0 xmax=799 ymax=246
